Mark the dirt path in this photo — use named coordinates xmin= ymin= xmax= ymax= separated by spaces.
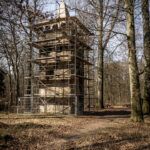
xmin=4 ymin=108 xmax=147 ymax=150
xmin=41 ymin=112 xmax=130 ymax=150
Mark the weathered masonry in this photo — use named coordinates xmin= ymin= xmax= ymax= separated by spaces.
xmin=20 ymin=2 xmax=95 ymax=115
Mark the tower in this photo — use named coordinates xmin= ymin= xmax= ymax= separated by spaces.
xmin=22 ymin=2 xmax=94 ymax=115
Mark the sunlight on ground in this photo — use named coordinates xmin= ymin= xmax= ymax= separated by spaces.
xmin=0 ymin=109 xmax=150 ymax=150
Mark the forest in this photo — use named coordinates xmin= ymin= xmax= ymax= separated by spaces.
xmin=0 ymin=0 xmax=150 ymax=149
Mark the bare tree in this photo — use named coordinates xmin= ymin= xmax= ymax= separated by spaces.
xmin=104 ymin=60 xmax=130 ymax=105
xmin=97 ymin=0 xmax=121 ymax=108
xmin=17 ymin=0 xmax=47 ymax=110
xmin=97 ymin=0 xmax=104 ymax=108
xmin=0 ymin=0 xmax=25 ymax=106
xmin=124 ymin=0 xmax=143 ymax=122
xmin=141 ymin=0 xmax=150 ymax=115
xmin=69 ymin=0 xmax=123 ymax=108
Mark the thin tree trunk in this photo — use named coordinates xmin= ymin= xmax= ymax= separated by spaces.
xmin=8 ymin=70 xmax=13 ymax=106
xmin=125 ymin=0 xmax=143 ymax=122
xmin=26 ymin=30 xmax=33 ymax=109
xmin=97 ymin=0 xmax=104 ymax=109
xmin=25 ymin=0 xmax=34 ymax=111
xmin=97 ymin=0 xmax=121 ymax=108
xmin=142 ymin=0 xmax=150 ymax=114
xmin=16 ymin=68 xmax=20 ymax=105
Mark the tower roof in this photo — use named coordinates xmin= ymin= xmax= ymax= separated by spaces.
xmin=56 ymin=2 xmax=70 ymax=18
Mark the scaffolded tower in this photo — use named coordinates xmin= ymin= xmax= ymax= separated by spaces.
xmin=20 ymin=2 xmax=95 ymax=115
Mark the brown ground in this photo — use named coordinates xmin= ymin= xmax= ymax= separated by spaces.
xmin=0 ymin=108 xmax=150 ymax=150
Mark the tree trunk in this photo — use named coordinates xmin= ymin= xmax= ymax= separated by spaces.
xmin=16 ymin=68 xmax=20 ymax=105
xmin=8 ymin=70 xmax=13 ymax=106
xmin=97 ymin=0 xmax=104 ymax=109
xmin=25 ymin=0 xmax=34 ymax=111
xmin=125 ymin=0 xmax=143 ymax=122
xmin=26 ymin=30 xmax=33 ymax=110
xmin=142 ymin=0 xmax=150 ymax=115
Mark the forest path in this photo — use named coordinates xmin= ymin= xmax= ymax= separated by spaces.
xmin=1 ymin=108 xmax=150 ymax=150
xmin=41 ymin=108 xmax=130 ymax=150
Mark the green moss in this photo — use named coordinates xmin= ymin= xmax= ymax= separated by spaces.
xmin=47 ymin=130 xmax=54 ymax=135
xmin=130 ymin=113 xmax=144 ymax=122
xmin=95 ymin=103 xmax=100 ymax=109
xmin=143 ymin=79 xmax=150 ymax=115
xmin=142 ymin=102 xmax=150 ymax=115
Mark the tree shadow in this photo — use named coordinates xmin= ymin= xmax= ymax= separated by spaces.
xmin=0 ymin=122 xmax=52 ymax=129
xmin=135 ymin=144 xmax=150 ymax=150
xmin=0 ymin=114 xmax=65 ymax=120
xmin=84 ymin=109 xmax=130 ymax=116
xmin=66 ymin=131 xmax=148 ymax=150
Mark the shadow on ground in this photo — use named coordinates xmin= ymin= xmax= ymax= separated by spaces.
xmin=84 ymin=108 xmax=130 ymax=116
xmin=0 ymin=115 xmax=65 ymax=120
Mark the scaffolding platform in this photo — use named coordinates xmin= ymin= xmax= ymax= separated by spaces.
xmin=19 ymin=2 xmax=96 ymax=115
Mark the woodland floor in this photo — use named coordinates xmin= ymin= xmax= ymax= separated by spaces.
xmin=0 ymin=108 xmax=150 ymax=150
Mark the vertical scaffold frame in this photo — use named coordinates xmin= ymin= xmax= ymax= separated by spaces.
xmin=19 ymin=0 xmax=96 ymax=115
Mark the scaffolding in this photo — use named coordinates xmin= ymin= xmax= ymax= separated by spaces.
xmin=18 ymin=2 xmax=96 ymax=115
